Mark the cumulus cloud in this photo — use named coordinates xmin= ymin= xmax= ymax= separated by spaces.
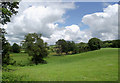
xmin=41 ymin=25 xmax=92 ymax=45
xmin=46 ymin=3 xmax=119 ymax=45
xmin=5 ymin=2 xmax=118 ymax=45
xmin=5 ymin=1 xmax=75 ymax=44
xmin=82 ymin=4 xmax=118 ymax=41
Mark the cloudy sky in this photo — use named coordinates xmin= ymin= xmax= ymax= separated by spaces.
xmin=3 ymin=1 xmax=119 ymax=45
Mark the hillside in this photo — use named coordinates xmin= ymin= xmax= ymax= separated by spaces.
xmin=3 ymin=48 xmax=118 ymax=81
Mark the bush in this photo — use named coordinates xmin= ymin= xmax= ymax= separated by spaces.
xmin=88 ymin=38 xmax=102 ymax=50
xmin=112 ymin=40 xmax=120 ymax=48
xmin=12 ymin=43 xmax=20 ymax=53
xmin=2 ymin=72 xmax=28 ymax=81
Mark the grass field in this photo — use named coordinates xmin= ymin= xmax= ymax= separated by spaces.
xmin=2 ymin=48 xmax=118 ymax=81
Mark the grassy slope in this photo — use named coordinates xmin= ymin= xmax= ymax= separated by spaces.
xmin=3 ymin=48 xmax=118 ymax=81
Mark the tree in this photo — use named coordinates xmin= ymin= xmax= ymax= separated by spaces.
xmin=0 ymin=2 xmax=19 ymax=66
xmin=12 ymin=43 xmax=20 ymax=53
xmin=88 ymin=38 xmax=102 ymax=50
xmin=1 ymin=2 xmax=19 ymax=25
xmin=45 ymin=42 xmax=49 ymax=50
xmin=71 ymin=41 xmax=79 ymax=54
xmin=56 ymin=39 xmax=68 ymax=54
xmin=24 ymin=33 xmax=48 ymax=65
xmin=78 ymin=42 xmax=90 ymax=53
xmin=112 ymin=40 xmax=120 ymax=48
xmin=102 ymin=40 xmax=113 ymax=48
xmin=56 ymin=40 xmax=79 ymax=55
xmin=0 ymin=28 xmax=15 ymax=65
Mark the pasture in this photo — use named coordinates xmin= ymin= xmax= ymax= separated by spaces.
xmin=2 ymin=48 xmax=118 ymax=81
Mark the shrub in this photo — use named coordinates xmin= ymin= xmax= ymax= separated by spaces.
xmin=2 ymin=72 xmax=28 ymax=81
xmin=112 ymin=40 xmax=120 ymax=48
xmin=88 ymin=38 xmax=102 ymax=50
xmin=12 ymin=43 xmax=20 ymax=53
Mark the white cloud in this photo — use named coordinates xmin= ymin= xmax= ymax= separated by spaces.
xmin=42 ymin=24 xmax=92 ymax=45
xmin=5 ymin=2 xmax=118 ymax=45
xmin=5 ymin=1 xmax=75 ymax=45
xmin=82 ymin=4 xmax=118 ymax=41
xmin=45 ymin=4 xmax=118 ymax=45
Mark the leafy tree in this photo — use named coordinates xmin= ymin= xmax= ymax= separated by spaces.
xmin=20 ymin=40 xmax=27 ymax=53
xmin=112 ymin=40 xmax=120 ymax=48
xmin=0 ymin=2 xmax=19 ymax=66
xmin=72 ymin=45 xmax=79 ymax=54
xmin=66 ymin=41 xmax=72 ymax=52
xmin=78 ymin=42 xmax=90 ymax=53
xmin=66 ymin=41 xmax=75 ymax=53
xmin=55 ymin=45 xmax=62 ymax=55
xmin=56 ymin=40 xmax=79 ymax=55
xmin=0 ymin=28 xmax=15 ymax=65
xmin=102 ymin=42 xmax=112 ymax=48
xmin=88 ymin=38 xmax=102 ymax=50
xmin=102 ymin=40 xmax=113 ymax=48
xmin=1 ymin=28 xmax=10 ymax=65
xmin=12 ymin=43 xmax=20 ymax=53
xmin=56 ymin=39 xmax=68 ymax=54
xmin=24 ymin=33 xmax=48 ymax=65
xmin=1 ymin=2 xmax=19 ymax=24
xmin=8 ymin=44 xmax=13 ymax=53
xmin=45 ymin=42 xmax=49 ymax=50
xmin=66 ymin=41 xmax=76 ymax=54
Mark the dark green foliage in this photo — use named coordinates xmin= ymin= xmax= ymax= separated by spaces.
xmin=12 ymin=43 xmax=20 ymax=53
xmin=70 ymin=41 xmax=79 ymax=54
xmin=1 ymin=2 xmax=19 ymax=25
xmin=55 ymin=45 xmax=62 ymax=55
xmin=0 ymin=2 xmax=19 ymax=66
xmin=1 ymin=28 xmax=10 ymax=65
xmin=102 ymin=40 xmax=113 ymax=48
xmin=9 ymin=45 xmax=13 ymax=53
xmin=103 ymin=40 xmax=112 ymax=43
xmin=101 ymin=40 xmax=120 ymax=48
xmin=24 ymin=33 xmax=48 ymax=65
xmin=45 ymin=42 xmax=49 ymax=50
xmin=20 ymin=41 xmax=27 ymax=53
xmin=56 ymin=39 xmax=68 ymax=54
xmin=112 ymin=40 xmax=120 ymax=48
xmin=0 ymin=28 xmax=15 ymax=66
xmin=102 ymin=42 xmax=112 ymax=48
xmin=88 ymin=38 xmax=102 ymax=50
xmin=78 ymin=42 xmax=90 ymax=53
xmin=56 ymin=39 xmax=78 ymax=55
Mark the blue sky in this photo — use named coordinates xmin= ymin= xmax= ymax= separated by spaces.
xmin=59 ymin=2 xmax=118 ymax=30
xmin=6 ymin=1 xmax=118 ymax=45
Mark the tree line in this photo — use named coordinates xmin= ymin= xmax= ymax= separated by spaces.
xmin=1 ymin=2 xmax=120 ymax=67
xmin=55 ymin=38 xmax=120 ymax=55
xmin=55 ymin=38 xmax=101 ymax=55
xmin=2 ymin=31 xmax=120 ymax=66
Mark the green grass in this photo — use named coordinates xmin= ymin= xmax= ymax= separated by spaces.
xmin=10 ymin=53 xmax=32 ymax=66
xmin=3 ymin=48 xmax=118 ymax=81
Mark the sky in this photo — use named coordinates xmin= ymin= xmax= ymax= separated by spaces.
xmin=3 ymin=0 xmax=119 ymax=45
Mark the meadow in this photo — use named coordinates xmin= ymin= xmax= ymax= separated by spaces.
xmin=2 ymin=48 xmax=118 ymax=81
